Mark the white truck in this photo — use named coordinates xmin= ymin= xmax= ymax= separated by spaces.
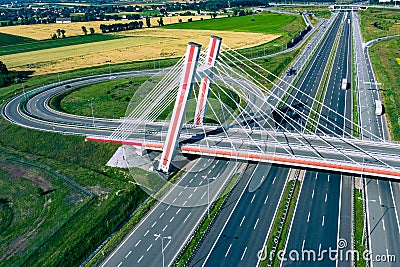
xmin=341 ymin=78 xmax=348 ymax=90
xmin=375 ymin=100 xmax=383 ymax=116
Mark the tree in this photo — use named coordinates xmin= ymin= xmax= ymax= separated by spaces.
xmin=145 ymin=16 xmax=151 ymax=28
xmin=82 ymin=25 xmax=88 ymax=35
xmin=0 ymin=61 xmax=9 ymax=75
xmin=211 ymin=12 xmax=217 ymax=19
xmin=157 ymin=17 xmax=164 ymax=27
xmin=51 ymin=33 xmax=57 ymax=40
xmin=60 ymin=29 xmax=66 ymax=38
xmin=89 ymin=27 xmax=95 ymax=35
xmin=56 ymin=28 xmax=61 ymax=38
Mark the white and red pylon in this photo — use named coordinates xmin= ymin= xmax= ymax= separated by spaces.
xmin=194 ymin=36 xmax=222 ymax=126
xmin=158 ymin=42 xmax=202 ymax=173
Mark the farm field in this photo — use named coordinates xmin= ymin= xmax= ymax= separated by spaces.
xmin=164 ymin=12 xmax=296 ymax=34
xmin=0 ymin=34 xmax=123 ymax=56
xmin=1 ymin=28 xmax=277 ymax=76
xmin=0 ymin=15 xmax=212 ymax=40
xmin=0 ymin=32 xmax=35 ymax=46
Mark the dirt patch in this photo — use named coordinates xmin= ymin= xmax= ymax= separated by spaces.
xmin=0 ymin=161 xmax=51 ymax=191
xmin=85 ymin=185 xmax=111 ymax=198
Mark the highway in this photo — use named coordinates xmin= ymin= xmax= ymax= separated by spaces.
xmin=352 ymin=11 xmax=400 ymax=266
xmin=281 ymin=11 xmax=353 ymax=267
xmin=188 ymin=11 xmax=350 ymax=267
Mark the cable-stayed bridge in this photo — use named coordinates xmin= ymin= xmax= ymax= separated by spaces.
xmin=87 ymin=36 xmax=400 ymax=179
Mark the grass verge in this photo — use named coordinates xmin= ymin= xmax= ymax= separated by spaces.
xmin=260 ymin=177 xmax=301 ymax=267
xmin=354 ymin=189 xmax=367 ymax=267
xmin=368 ymin=37 xmax=400 ymax=141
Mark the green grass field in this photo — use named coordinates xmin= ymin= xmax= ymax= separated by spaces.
xmin=165 ymin=12 xmax=296 ymax=34
xmin=369 ymin=37 xmax=400 ymax=141
xmin=0 ymin=32 xmax=35 ymax=47
xmin=359 ymin=8 xmax=400 ymax=42
xmin=53 ymin=76 xmax=240 ymax=123
xmin=0 ymin=117 xmax=149 ymax=266
xmin=0 ymin=34 xmax=123 ymax=56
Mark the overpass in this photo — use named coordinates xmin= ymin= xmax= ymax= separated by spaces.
xmin=87 ymin=36 xmax=400 ymax=180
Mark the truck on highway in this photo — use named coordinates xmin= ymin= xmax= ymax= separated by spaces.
xmin=341 ymin=78 xmax=348 ymax=90
xmin=375 ymin=100 xmax=383 ymax=116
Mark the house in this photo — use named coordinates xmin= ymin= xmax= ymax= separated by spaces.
xmin=56 ymin=18 xmax=71 ymax=24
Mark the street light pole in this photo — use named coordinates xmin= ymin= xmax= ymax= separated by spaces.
xmin=154 ymin=234 xmax=171 ymax=267
xmin=89 ymin=98 xmax=95 ymax=127
xmin=206 ymin=176 xmax=216 ymax=219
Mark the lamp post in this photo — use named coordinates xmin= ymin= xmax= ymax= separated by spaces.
xmin=88 ymin=98 xmax=95 ymax=127
xmin=154 ymin=233 xmax=171 ymax=267
xmin=205 ymin=175 xmax=217 ymax=219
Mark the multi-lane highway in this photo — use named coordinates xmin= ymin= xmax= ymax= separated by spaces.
xmin=352 ymin=11 xmax=400 ymax=266
xmin=282 ymin=11 xmax=354 ymax=267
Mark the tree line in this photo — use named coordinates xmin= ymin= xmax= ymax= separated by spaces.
xmin=0 ymin=61 xmax=29 ymax=87
xmin=99 ymin=21 xmax=143 ymax=33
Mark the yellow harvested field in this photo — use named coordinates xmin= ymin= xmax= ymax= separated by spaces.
xmin=2 ymin=28 xmax=278 ymax=76
xmin=397 ymin=58 xmax=400 ymax=65
xmin=0 ymin=15 xmax=217 ymax=40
